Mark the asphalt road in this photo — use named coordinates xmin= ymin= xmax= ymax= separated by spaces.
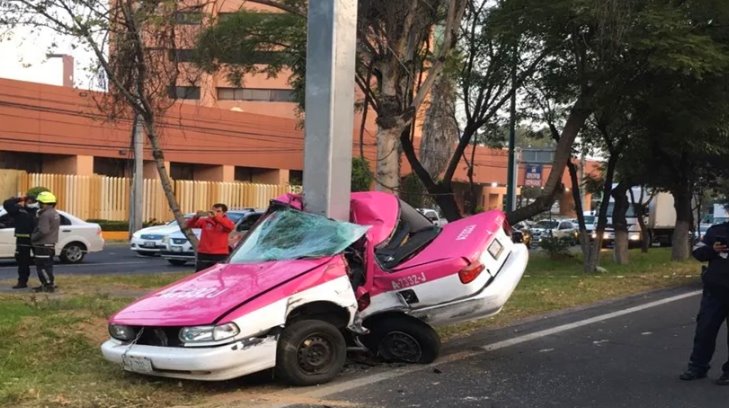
xmin=262 ymin=286 xmax=728 ymax=408
xmin=0 ymin=242 xmax=193 ymax=281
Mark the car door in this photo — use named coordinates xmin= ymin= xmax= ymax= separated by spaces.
xmin=56 ymin=214 xmax=73 ymax=252
xmin=0 ymin=213 xmax=15 ymax=258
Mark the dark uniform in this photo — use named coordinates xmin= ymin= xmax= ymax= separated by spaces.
xmin=2 ymin=197 xmax=38 ymax=289
xmin=681 ymin=222 xmax=729 ymax=385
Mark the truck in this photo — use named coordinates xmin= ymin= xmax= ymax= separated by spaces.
xmin=600 ymin=187 xmax=676 ymax=247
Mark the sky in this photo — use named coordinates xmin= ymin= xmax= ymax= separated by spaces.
xmin=0 ymin=26 xmax=98 ymax=89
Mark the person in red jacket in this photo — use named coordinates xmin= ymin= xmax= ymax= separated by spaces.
xmin=186 ymin=203 xmax=235 ymax=272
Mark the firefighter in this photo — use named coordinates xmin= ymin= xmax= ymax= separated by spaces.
xmin=31 ymin=191 xmax=61 ymax=292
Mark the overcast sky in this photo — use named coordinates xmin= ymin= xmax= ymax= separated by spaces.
xmin=0 ymin=26 xmax=98 ymax=89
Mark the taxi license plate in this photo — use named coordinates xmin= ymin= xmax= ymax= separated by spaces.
xmin=171 ymin=246 xmax=183 ymax=252
xmin=122 ymin=355 xmax=153 ymax=374
xmin=142 ymin=241 xmax=156 ymax=248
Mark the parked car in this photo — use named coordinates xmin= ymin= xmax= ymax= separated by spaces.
xmin=130 ymin=210 xmax=254 ymax=256
xmin=0 ymin=209 xmax=104 ymax=263
xmin=160 ymin=210 xmax=264 ymax=266
xmin=531 ymin=219 xmax=578 ymax=245
xmin=416 ymin=208 xmax=447 ymax=227
xmin=101 ymin=192 xmax=529 ymax=385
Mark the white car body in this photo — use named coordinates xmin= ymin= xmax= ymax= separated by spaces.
xmin=416 ymin=208 xmax=448 ymax=227
xmin=130 ymin=222 xmax=187 ymax=255
xmin=0 ymin=209 xmax=105 ymax=263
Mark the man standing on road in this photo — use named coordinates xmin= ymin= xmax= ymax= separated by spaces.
xmin=2 ymin=194 xmax=39 ymax=289
xmin=31 ymin=191 xmax=61 ymax=293
xmin=186 ymin=203 xmax=234 ymax=272
xmin=680 ymin=220 xmax=729 ymax=385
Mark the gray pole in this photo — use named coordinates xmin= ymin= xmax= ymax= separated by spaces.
xmin=130 ymin=115 xmax=144 ymax=235
xmin=302 ymin=0 xmax=358 ymax=220
xmin=506 ymin=55 xmax=517 ymax=212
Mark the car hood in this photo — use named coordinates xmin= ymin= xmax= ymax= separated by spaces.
xmin=167 ymin=228 xmax=202 ymax=240
xmin=134 ymin=224 xmax=181 ymax=236
xmin=110 ymin=257 xmax=334 ymax=326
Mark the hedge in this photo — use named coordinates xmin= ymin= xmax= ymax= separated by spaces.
xmin=86 ymin=220 xmax=166 ymax=231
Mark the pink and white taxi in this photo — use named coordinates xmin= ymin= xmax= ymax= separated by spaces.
xmin=101 ymin=192 xmax=528 ymax=385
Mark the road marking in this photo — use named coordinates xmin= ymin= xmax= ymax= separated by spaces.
xmin=262 ymin=290 xmax=701 ymax=407
xmin=480 ymin=290 xmax=701 ymax=351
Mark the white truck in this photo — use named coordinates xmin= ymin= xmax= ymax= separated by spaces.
xmin=601 ymin=187 xmax=676 ymax=247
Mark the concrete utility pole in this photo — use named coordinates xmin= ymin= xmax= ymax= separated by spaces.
xmin=506 ymin=55 xmax=518 ymax=212
xmin=302 ymin=0 xmax=358 ymax=220
xmin=129 ymin=115 xmax=144 ymax=237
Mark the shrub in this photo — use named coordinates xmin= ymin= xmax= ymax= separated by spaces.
xmin=539 ymin=236 xmax=573 ymax=259
xmin=85 ymin=219 xmax=165 ymax=231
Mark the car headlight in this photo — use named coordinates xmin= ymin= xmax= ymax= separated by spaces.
xmin=629 ymin=234 xmax=640 ymax=241
xmin=109 ymin=324 xmax=136 ymax=341
xmin=591 ymin=232 xmax=596 ymax=238
xmin=179 ymin=323 xmax=240 ymax=343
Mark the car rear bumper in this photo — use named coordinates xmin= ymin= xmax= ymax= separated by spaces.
xmin=411 ymin=243 xmax=529 ymax=325
xmin=101 ymin=337 xmax=277 ymax=381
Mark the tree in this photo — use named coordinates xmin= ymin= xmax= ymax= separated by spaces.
xmin=196 ymin=0 xmax=467 ymax=195
xmin=3 ymin=0 xmax=202 ymax=246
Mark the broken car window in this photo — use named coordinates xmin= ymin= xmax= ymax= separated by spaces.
xmin=229 ymin=207 xmax=370 ymax=263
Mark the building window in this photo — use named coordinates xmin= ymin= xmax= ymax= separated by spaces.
xmin=169 ymin=49 xmax=196 ymax=63
xmin=174 ymin=11 xmax=203 ymax=25
xmin=169 ymin=86 xmax=200 ymax=100
xmin=220 ymin=50 xmax=284 ymax=65
xmin=216 ymin=87 xmax=296 ymax=102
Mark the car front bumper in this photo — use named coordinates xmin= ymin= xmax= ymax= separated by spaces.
xmin=101 ymin=336 xmax=277 ymax=381
xmin=411 ymin=243 xmax=529 ymax=325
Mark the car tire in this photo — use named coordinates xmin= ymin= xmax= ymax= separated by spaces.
xmin=59 ymin=242 xmax=86 ymax=264
xmin=167 ymin=259 xmax=187 ymax=266
xmin=275 ymin=319 xmax=346 ymax=386
xmin=361 ymin=315 xmax=441 ymax=364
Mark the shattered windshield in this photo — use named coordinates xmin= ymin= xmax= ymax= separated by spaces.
xmin=229 ymin=207 xmax=370 ymax=263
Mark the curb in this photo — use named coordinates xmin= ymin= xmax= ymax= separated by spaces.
xmin=101 ymin=231 xmax=128 ymax=241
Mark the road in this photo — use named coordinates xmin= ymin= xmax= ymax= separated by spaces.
xmin=245 ymin=286 xmax=726 ymax=408
xmin=0 ymin=242 xmax=192 ymax=280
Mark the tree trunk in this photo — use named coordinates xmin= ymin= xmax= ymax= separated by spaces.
xmin=671 ymin=184 xmax=693 ymax=261
xmin=507 ymin=92 xmax=592 ymax=224
xmin=420 ymin=75 xmax=457 ymax=176
xmin=143 ymin=120 xmax=199 ymax=248
xmin=585 ymin=154 xmax=619 ymax=273
xmin=611 ymin=182 xmax=630 ymax=265
xmin=374 ymin=125 xmax=403 ymax=193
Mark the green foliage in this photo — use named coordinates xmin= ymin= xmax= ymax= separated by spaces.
xmin=195 ymin=8 xmax=307 ymax=108
xmin=538 ymin=236 xmax=573 ymax=259
xmin=26 ymin=186 xmax=49 ymax=198
xmin=351 ymin=157 xmax=373 ymax=192
xmin=86 ymin=219 xmax=165 ymax=231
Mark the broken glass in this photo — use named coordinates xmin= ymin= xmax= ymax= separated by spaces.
xmin=229 ymin=207 xmax=370 ymax=263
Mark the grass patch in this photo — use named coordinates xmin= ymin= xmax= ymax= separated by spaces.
xmin=0 ymin=248 xmax=701 ymax=406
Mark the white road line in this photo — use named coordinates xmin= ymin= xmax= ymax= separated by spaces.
xmin=481 ymin=290 xmax=701 ymax=351
xmin=264 ymin=289 xmax=702 ymax=407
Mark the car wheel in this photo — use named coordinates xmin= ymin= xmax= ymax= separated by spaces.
xmin=167 ymin=259 xmax=187 ymax=266
xmin=361 ymin=315 xmax=440 ymax=364
xmin=275 ymin=319 xmax=346 ymax=386
xmin=60 ymin=242 xmax=86 ymax=264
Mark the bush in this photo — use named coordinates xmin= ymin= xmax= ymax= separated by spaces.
xmin=85 ymin=219 xmax=165 ymax=231
xmin=539 ymin=236 xmax=573 ymax=259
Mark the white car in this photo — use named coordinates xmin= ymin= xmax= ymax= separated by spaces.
xmin=416 ymin=208 xmax=447 ymax=227
xmin=0 ymin=209 xmax=105 ymax=263
xmin=130 ymin=220 xmax=191 ymax=256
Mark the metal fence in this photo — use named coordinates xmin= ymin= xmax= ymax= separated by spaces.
xmin=9 ymin=172 xmax=299 ymax=222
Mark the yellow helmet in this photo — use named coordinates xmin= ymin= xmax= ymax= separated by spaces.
xmin=36 ymin=191 xmax=57 ymax=204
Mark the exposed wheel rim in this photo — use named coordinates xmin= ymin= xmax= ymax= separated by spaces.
xmin=380 ymin=331 xmax=422 ymax=362
xmin=296 ymin=334 xmax=335 ymax=374
xmin=64 ymin=245 xmax=83 ymax=262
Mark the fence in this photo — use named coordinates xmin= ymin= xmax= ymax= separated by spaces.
xmin=9 ymin=171 xmax=300 ymax=222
